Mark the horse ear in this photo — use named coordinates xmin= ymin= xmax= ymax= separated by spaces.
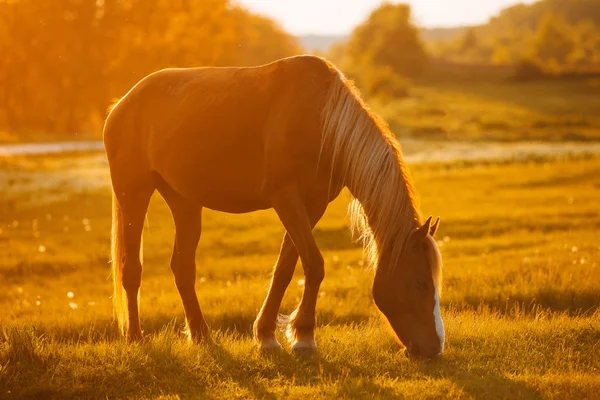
xmin=413 ymin=216 xmax=432 ymax=242
xmin=430 ymin=217 xmax=440 ymax=237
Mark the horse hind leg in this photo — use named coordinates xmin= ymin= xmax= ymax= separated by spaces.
xmin=111 ymin=182 xmax=154 ymax=341
xmin=157 ymin=179 xmax=209 ymax=342
xmin=253 ymin=233 xmax=298 ymax=350
xmin=105 ymin=100 xmax=157 ymax=340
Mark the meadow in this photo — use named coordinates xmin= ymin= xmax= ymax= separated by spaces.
xmin=377 ymin=77 xmax=600 ymax=142
xmin=1 ymin=149 xmax=599 ymax=399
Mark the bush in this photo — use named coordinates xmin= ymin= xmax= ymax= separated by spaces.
xmin=362 ymin=67 xmax=410 ymax=100
xmin=513 ymin=58 xmax=547 ymax=81
xmin=344 ymin=3 xmax=428 ymax=79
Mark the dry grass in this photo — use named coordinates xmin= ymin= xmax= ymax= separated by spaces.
xmin=374 ymin=79 xmax=600 ymax=142
xmin=1 ymin=152 xmax=599 ymax=399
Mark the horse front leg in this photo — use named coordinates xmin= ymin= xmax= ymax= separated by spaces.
xmin=268 ymin=186 xmax=327 ymax=351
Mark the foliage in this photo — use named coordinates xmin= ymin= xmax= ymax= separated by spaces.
xmin=328 ymin=3 xmax=428 ymax=99
xmin=345 ymin=3 xmax=428 ymax=79
xmin=532 ymin=13 xmax=576 ymax=66
xmin=513 ymin=57 xmax=547 ymax=81
xmin=459 ymin=28 xmax=478 ymax=53
xmin=569 ymin=19 xmax=600 ymax=64
xmin=358 ymin=66 xmax=410 ymax=100
xmin=0 ymin=0 xmax=301 ymax=138
xmin=488 ymin=0 xmax=600 ymax=31
xmin=427 ymin=0 xmax=600 ymax=72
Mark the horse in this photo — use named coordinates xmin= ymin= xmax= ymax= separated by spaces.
xmin=103 ymin=55 xmax=444 ymax=359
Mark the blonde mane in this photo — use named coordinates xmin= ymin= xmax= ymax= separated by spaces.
xmin=320 ymin=64 xmax=441 ymax=289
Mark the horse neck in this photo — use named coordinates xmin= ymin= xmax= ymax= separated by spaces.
xmin=320 ymin=72 xmax=421 ymax=267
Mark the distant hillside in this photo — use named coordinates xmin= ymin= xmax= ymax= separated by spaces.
xmin=299 ymin=0 xmax=600 ymax=54
xmin=297 ymin=34 xmax=348 ymax=53
xmin=423 ymin=0 xmax=600 ymax=43
xmin=484 ymin=0 xmax=600 ymax=34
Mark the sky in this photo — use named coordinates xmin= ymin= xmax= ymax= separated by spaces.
xmin=235 ymin=0 xmax=537 ymax=35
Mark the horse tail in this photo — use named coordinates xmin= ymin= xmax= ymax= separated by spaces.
xmin=105 ymin=90 xmax=151 ymax=337
xmin=111 ymin=190 xmax=128 ymax=334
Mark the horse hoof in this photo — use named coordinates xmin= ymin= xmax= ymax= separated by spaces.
xmin=291 ymin=338 xmax=317 ymax=352
xmin=259 ymin=337 xmax=282 ymax=350
xmin=126 ymin=329 xmax=143 ymax=343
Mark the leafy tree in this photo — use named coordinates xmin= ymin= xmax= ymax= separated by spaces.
xmin=492 ymin=45 xmax=512 ymax=65
xmin=0 ymin=0 xmax=301 ymax=137
xmin=426 ymin=0 xmax=600 ymax=67
xmin=361 ymin=66 xmax=409 ymax=100
xmin=345 ymin=3 xmax=428 ymax=79
xmin=459 ymin=28 xmax=478 ymax=53
xmin=532 ymin=13 xmax=576 ymax=65
xmin=570 ymin=20 xmax=600 ymax=63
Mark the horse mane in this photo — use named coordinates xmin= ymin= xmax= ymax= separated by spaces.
xmin=319 ymin=61 xmax=442 ymax=290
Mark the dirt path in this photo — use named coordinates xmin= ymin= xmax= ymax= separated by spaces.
xmin=0 ymin=141 xmax=104 ymax=157
xmin=400 ymin=139 xmax=600 ymax=163
xmin=2 ymin=139 xmax=600 ymax=162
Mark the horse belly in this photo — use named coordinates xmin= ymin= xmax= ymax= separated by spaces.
xmin=152 ymin=133 xmax=270 ymax=213
xmin=192 ymin=167 xmax=270 ymax=213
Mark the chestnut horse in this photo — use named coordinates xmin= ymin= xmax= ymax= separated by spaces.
xmin=103 ymin=55 xmax=444 ymax=359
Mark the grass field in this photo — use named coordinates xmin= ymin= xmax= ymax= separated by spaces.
xmin=1 ymin=152 xmax=599 ymax=399
xmin=375 ymin=78 xmax=600 ymax=142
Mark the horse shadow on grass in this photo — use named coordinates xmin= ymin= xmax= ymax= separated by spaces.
xmin=137 ymin=341 xmax=400 ymax=399
xmin=138 ymin=343 xmax=545 ymax=399
xmin=252 ymin=348 xmax=400 ymax=398
xmin=140 ymin=341 xmax=318 ymax=399
xmin=276 ymin=347 xmax=544 ymax=399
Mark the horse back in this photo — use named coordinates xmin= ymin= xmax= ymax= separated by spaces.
xmin=104 ymin=56 xmax=339 ymax=212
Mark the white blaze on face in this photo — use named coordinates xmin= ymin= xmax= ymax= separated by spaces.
xmin=433 ymin=283 xmax=445 ymax=353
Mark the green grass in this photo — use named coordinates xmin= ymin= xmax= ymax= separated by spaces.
xmin=1 ymin=153 xmax=599 ymax=399
xmin=374 ymin=79 xmax=600 ymax=142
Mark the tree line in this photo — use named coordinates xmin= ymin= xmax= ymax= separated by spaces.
xmin=327 ymin=3 xmax=425 ymax=100
xmin=3 ymin=0 xmax=599 ymax=139
xmin=430 ymin=0 xmax=600 ymax=70
xmin=0 ymin=0 xmax=301 ymax=138
xmin=327 ymin=0 xmax=600 ymax=99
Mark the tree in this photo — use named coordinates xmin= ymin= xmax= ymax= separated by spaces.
xmin=569 ymin=19 xmax=600 ymax=64
xmin=492 ymin=45 xmax=512 ymax=65
xmin=0 ymin=0 xmax=301 ymax=138
xmin=459 ymin=28 xmax=478 ymax=53
xmin=532 ymin=13 xmax=576 ymax=66
xmin=345 ymin=3 xmax=428 ymax=79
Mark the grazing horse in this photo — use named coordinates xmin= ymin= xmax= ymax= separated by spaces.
xmin=103 ymin=55 xmax=444 ymax=359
